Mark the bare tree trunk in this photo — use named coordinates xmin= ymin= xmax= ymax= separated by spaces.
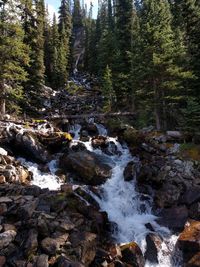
xmin=155 ymin=106 xmax=161 ymax=131
xmin=154 ymin=80 xmax=161 ymax=131
xmin=0 ymin=82 xmax=6 ymax=117
xmin=0 ymin=99 xmax=6 ymax=116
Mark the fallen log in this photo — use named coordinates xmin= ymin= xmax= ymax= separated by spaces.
xmin=46 ymin=112 xmax=136 ymax=120
xmin=0 ymin=119 xmax=40 ymax=127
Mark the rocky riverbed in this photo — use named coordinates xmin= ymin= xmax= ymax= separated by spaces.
xmin=0 ymin=79 xmax=200 ymax=267
xmin=0 ymin=118 xmax=199 ymax=267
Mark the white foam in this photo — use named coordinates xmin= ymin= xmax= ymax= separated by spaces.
xmin=0 ymin=147 xmax=8 ymax=156
xmin=18 ymin=158 xmax=61 ymax=190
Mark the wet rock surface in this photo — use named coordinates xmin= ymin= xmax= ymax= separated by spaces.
xmin=60 ymin=150 xmax=113 ymax=185
xmin=178 ymin=220 xmax=200 ymax=266
xmin=0 ymin=80 xmax=200 ymax=267
xmin=122 ymin=128 xmax=200 ymax=232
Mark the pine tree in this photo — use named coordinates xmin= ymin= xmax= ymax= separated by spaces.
xmin=48 ymin=13 xmax=60 ymax=89
xmin=44 ymin=5 xmax=52 ymax=86
xmin=31 ymin=0 xmax=45 ymax=89
xmin=0 ymin=0 xmax=29 ymax=115
xmin=112 ymin=0 xmax=133 ymax=105
xmin=59 ymin=0 xmax=72 ymax=38
xmin=22 ymin=0 xmax=45 ymax=91
xmin=97 ymin=0 xmax=116 ymax=76
xmin=57 ymin=0 xmax=72 ymax=87
xmin=138 ymin=0 xmax=192 ymax=130
xmin=73 ymin=0 xmax=83 ymax=27
xmin=178 ymin=0 xmax=200 ymax=100
xmin=181 ymin=97 xmax=200 ymax=132
xmin=57 ymin=24 xmax=69 ymax=88
xmin=102 ymin=65 xmax=116 ymax=111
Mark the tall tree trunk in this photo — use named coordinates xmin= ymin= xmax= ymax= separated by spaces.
xmin=154 ymin=81 xmax=161 ymax=130
xmin=0 ymin=82 xmax=6 ymax=116
xmin=155 ymin=105 xmax=161 ymax=131
xmin=0 ymin=99 xmax=6 ymax=116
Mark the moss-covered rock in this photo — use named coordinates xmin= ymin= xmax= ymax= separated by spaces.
xmin=123 ymin=127 xmax=143 ymax=147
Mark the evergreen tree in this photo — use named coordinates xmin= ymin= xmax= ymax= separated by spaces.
xmin=73 ymin=0 xmax=83 ymax=27
xmin=44 ymin=5 xmax=52 ymax=86
xmin=181 ymin=97 xmax=200 ymax=132
xmin=48 ymin=14 xmax=60 ymax=88
xmin=178 ymin=0 xmax=200 ymax=100
xmin=31 ymin=0 xmax=45 ymax=89
xmin=97 ymin=0 xmax=116 ymax=76
xmin=138 ymin=0 xmax=192 ymax=130
xmin=59 ymin=0 xmax=72 ymax=38
xmin=57 ymin=23 xmax=69 ymax=88
xmin=112 ymin=0 xmax=133 ymax=104
xmin=57 ymin=0 xmax=72 ymax=87
xmin=22 ymin=0 xmax=45 ymax=91
xmin=0 ymin=0 xmax=29 ymax=115
xmin=102 ymin=65 xmax=116 ymax=111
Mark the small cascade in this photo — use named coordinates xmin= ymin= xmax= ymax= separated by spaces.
xmin=18 ymin=121 xmax=182 ymax=266
xmin=18 ymin=158 xmax=60 ymax=190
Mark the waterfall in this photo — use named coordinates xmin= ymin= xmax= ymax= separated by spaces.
xmin=19 ymin=122 xmax=182 ymax=267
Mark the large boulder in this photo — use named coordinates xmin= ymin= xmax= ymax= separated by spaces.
xmin=157 ymin=206 xmax=188 ymax=231
xmin=120 ymin=242 xmax=145 ymax=267
xmin=177 ymin=220 xmax=200 ymax=265
xmin=60 ymin=151 xmax=113 ymax=185
xmin=14 ymin=133 xmax=50 ymax=163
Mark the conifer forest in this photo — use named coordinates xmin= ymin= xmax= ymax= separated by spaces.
xmin=0 ymin=1 xmax=200 ymax=267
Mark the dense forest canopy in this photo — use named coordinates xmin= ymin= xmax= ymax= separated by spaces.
xmin=0 ymin=0 xmax=200 ymax=131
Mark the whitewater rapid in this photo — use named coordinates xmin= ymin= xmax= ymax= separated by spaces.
xmin=19 ymin=122 xmax=182 ymax=267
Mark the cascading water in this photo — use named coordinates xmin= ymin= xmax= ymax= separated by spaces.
xmin=19 ymin=158 xmax=60 ymax=190
xmin=19 ymin=121 xmax=182 ymax=267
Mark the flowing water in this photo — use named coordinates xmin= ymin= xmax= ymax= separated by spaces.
xmin=19 ymin=122 xmax=182 ymax=267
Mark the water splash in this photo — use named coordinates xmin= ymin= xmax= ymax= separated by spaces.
xmin=18 ymin=158 xmax=61 ymax=190
xmin=18 ymin=122 xmax=182 ymax=266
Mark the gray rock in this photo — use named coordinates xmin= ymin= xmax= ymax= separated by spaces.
xmin=60 ymin=151 xmax=113 ymax=185
xmin=24 ymin=229 xmax=38 ymax=257
xmin=0 ymin=230 xmax=17 ymax=250
xmin=0 ymin=197 xmax=12 ymax=203
xmin=145 ymin=234 xmax=162 ymax=264
xmin=41 ymin=237 xmax=60 ymax=255
xmin=180 ymin=187 xmax=200 ymax=205
xmin=123 ymin=161 xmax=137 ymax=182
xmin=19 ymin=199 xmax=39 ymax=219
xmin=36 ymin=254 xmax=49 ymax=267
xmin=157 ymin=206 xmax=188 ymax=231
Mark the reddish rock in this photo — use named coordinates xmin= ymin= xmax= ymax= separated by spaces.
xmin=0 ymin=175 xmax=6 ymax=184
xmin=92 ymin=136 xmax=108 ymax=149
xmin=178 ymin=220 xmax=200 ymax=265
xmin=0 ymin=256 xmax=6 ymax=267
xmin=109 ymin=244 xmax=122 ymax=259
xmin=178 ymin=220 xmax=200 ymax=253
